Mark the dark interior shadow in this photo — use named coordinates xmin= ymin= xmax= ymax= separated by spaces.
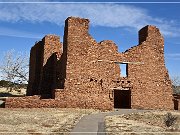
xmin=40 ymin=50 xmax=67 ymax=99
xmin=40 ymin=30 xmax=68 ymax=99
xmin=27 ymin=41 xmax=44 ymax=96
xmin=174 ymin=99 xmax=179 ymax=110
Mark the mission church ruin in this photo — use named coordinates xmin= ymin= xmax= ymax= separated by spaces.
xmin=5 ymin=17 xmax=174 ymax=110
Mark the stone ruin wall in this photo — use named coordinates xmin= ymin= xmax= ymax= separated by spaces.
xmin=27 ymin=40 xmax=43 ymax=96
xmin=54 ymin=18 xmax=121 ymax=110
xmin=27 ymin=35 xmax=62 ymax=98
xmin=120 ymin=26 xmax=173 ymax=109
xmin=5 ymin=17 xmax=174 ymax=110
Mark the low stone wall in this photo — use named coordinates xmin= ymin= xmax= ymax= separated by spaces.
xmin=54 ymin=89 xmax=113 ymax=110
xmin=5 ymin=91 xmax=112 ymax=110
xmin=5 ymin=96 xmax=65 ymax=108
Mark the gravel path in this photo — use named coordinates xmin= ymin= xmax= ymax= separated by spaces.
xmin=70 ymin=109 xmax=148 ymax=135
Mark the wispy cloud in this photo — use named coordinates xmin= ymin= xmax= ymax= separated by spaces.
xmin=0 ymin=26 xmax=44 ymax=39
xmin=0 ymin=3 xmax=179 ymax=37
xmin=166 ymin=53 xmax=180 ymax=57
xmin=166 ymin=53 xmax=180 ymax=60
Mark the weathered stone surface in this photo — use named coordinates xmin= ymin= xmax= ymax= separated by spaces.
xmin=27 ymin=35 xmax=62 ymax=98
xmin=5 ymin=17 xmax=173 ymax=110
xmin=122 ymin=26 xmax=173 ymax=110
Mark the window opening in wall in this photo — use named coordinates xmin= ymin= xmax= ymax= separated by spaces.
xmin=120 ymin=64 xmax=128 ymax=77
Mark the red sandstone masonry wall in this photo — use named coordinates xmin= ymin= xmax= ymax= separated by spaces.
xmin=5 ymin=96 xmax=66 ymax=108
xmin=121 ymin=26 xmax=173 ymax=110
xmin=42 ymin=35 xmax=62 ymax=66
xmin=39 ymin=35 xmax=62 ymax=98
xmin=27 ymin=41 xmax=44 ymax=95
xmin=5 ymin=94 xmax=111 ymax=110
xmin=57 ymin=17 xmax=123 ymax=110
xmin=20 ymin=17 xmax=119 ymax=110
xmin=27 ymin=35 xmax=62 ymax=98
xmin=6 ymin=17 xmax=173 ymax=111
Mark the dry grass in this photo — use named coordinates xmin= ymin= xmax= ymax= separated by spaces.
xmin=105 ymin=111 xmax=180 ymax=135
xmin=0 ymin=87 xmax=26 ymax=97
xmin=0 ymin=108 xmax=98 ymax=135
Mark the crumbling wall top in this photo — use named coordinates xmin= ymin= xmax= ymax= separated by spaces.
xmin=139 ymin=25 xmax=163 ymax=44
xmin=65 ymin=16 xmax=89 ymax=28
xmin=99 ymin=40 xmax=118 ymax=51
xmin=42 ymin=34 xmax=60 ymax=43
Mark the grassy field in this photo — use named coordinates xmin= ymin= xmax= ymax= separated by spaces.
xmin=0 ymin=108 xmax=98 ymax=134
xmin=105 ymin=111 xmax=180 ymax=135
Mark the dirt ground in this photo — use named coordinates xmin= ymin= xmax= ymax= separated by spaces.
xmin=0 ymin=108 xmax=98 ymax=135
xmin=105 ymin=110 xmax=180 ymax=135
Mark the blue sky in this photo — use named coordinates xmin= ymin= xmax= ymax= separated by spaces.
xmin=0 ymin=0 xmax=180 ymax=78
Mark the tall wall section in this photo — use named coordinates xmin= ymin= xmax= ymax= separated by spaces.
xmin=27 ymin=35 xmax=62 ymax=98
xmin=55 ymin=17 xmax=121 ymax=110
xmin=121 ymin=26 xmax=173 ymax=109
xmin=27 ymin=40 xmax=44 ymax=96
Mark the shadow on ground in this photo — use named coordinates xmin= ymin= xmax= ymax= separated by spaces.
xmin=0 ymin=92 xmax=25 ymax=97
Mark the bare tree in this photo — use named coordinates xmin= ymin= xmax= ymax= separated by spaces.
xmin=171 ymin=75 xmax=180 ymax=94
xmin=0 ymin=50 xmax=29 ymax=91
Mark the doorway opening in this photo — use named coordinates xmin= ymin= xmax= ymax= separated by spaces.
xmin=174 ymin=100 xmax=179 ymax=110
xmin=114 ymin=90 xmax=131 ymax=108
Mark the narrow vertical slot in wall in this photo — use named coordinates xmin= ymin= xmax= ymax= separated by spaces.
xmin=120 ymin=64 xmax=128 ymax=77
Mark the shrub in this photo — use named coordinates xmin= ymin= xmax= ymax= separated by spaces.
xmin=0 ymin=80 xmax=13 ymax=87
xmin=164 ymin=112 xmax=177 ymax=127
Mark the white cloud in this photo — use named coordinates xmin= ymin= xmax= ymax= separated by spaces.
xmin=0 ymin=26 xmax=44 ymax=38
xmin=0 ymin=3 xmax=179 ymax=37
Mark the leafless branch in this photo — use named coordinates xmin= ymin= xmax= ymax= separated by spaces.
xmin=171 ymin=75 xmax=180 ymax=94
xmin=0 ymin=50 xmax=29 ymax=90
